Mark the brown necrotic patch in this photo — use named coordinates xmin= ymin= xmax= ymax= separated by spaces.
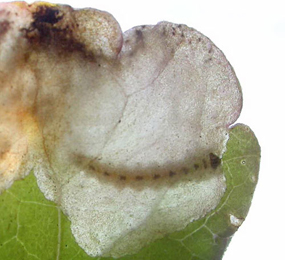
xmin=21 ymin=5 xmax=92 ymax=59
xmin=32 ymin=6 xmax=63 ymax=25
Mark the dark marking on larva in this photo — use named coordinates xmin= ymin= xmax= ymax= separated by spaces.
xmin=104 ymin=171 xmax=110 ymax=177
xmin=203 ymin=159 xmax=208 ymax=169
xmin=209 ymin=153 xmax=221 ymax=169
xmin=182 ymin=167 xmax=189 ymax=175
xmin=194 ymin=164 xmax=199 ymax=170
xmin=135 ymin=176 xmax=144 ymax=181
xmin=89 ymin=165 xmax=96 ymax=171
xmin=119 ymin=175 xmax=127 ymax=181
xmin=153 ymin=174 xmax=161 ymax=180
xmin=198 ymin=37 xmax=202 ymax=42
xmin=169 ymin=171 xmax=176 ymax=177
xmin=0 ymin=21 xmax=10 ymax=38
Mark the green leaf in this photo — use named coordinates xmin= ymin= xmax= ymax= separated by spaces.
xmin=0 ymin=124 xmax=260 ymax=260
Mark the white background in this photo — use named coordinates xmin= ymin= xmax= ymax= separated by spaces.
xmin=5 ymin=0 xmax=285 ymax=259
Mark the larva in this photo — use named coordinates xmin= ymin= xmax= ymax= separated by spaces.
xmin=86 ymin=152 xmax=221 ymax=183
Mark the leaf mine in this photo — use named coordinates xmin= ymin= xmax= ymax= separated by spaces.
xmin=0 ymin=2 xmax=242 ymax=258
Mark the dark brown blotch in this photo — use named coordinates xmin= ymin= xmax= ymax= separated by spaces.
xmin=194 ymin=164 xmax=199 ymax=170
xmin=209 ymin=153 xmax=221 ymax=169
xmin=22 ymin=6 xmax=92 ymax=59
xmin=32 ymin=6 xmax=63 ymax=25
xmin=169 ymin=171 xmax=176 ymax=177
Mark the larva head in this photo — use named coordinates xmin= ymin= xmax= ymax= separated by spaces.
xmin=0 ymin=2 xmax=242 ymax=258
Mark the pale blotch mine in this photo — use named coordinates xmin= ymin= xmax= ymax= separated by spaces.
xmin=0 ymin=2 xmax=242 ymax=258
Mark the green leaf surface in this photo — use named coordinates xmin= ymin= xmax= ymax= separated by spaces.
xmin=0 ymin=124 xmax=260 ymax=260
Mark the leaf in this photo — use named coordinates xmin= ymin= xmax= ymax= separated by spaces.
xmin=0 ymin=124 xmax=260 ymax=259
xmin=0 ymin=2 xmax=259 ymax=259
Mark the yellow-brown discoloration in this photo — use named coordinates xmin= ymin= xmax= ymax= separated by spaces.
xmin=0 ymin=110 xmax=27 ymax=189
